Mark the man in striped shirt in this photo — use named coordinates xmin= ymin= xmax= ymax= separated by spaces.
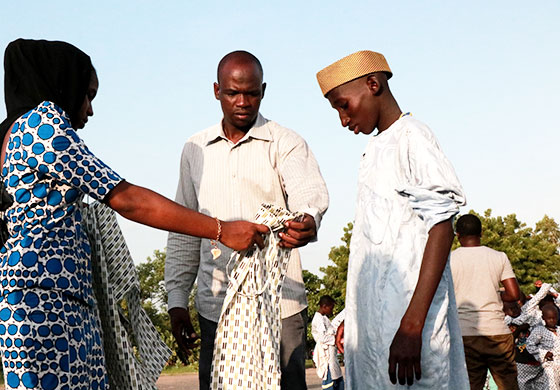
xmin=165 ymin=50 xmax=329 ymax=390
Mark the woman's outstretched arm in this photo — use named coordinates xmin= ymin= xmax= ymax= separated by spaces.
xmin=104 ymin=181 xmax=268 ymax=251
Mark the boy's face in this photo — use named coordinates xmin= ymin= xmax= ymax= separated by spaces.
xmin=504 ymin=303 xmax=521 ymax=318
xmin=542 ymin=306 xmax=558 ymax=328
xmin=327 ymin=77 xmax=378 ymax=135
xmin=321 ymin=304 xmax=334 ymax=317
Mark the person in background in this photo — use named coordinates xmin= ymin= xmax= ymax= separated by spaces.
xmin=451 ymin=213 xmax=520 ymax=390
xmin=526 ymin=305 xmax=560 ymax=389
xmin=312 ymin=295 xmax=345 ymax=390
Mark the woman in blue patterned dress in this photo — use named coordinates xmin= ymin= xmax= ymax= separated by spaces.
xmin=0 ymin=38 xmax=269 ymax=390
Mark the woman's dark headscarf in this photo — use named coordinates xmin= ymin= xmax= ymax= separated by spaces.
xmin=0 ymin=38 xmax=94 ymax=141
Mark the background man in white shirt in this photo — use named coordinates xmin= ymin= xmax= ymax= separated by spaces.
xmin=165 ymin=50 xmax=329 ymax=390
xmin=451 ymin=214 xmax=521 ymax=390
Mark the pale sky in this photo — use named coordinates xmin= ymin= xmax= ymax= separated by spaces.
xmin=1 ymin=1 xmax=558 ymax=274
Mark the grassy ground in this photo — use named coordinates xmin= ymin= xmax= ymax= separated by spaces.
xmin=160 ymin=365 xmax=199 ymax=375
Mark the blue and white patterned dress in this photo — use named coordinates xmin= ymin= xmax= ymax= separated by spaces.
xmin=0 ymin=101 xmax=122 ymax=390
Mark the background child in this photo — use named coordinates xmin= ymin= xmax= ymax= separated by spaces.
xmin=526 ymin=304 xmax=560 ymax=389
xmin=312 ymin=295 xmax=345 ymax=390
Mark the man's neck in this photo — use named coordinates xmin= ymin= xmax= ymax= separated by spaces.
xmin=222 ymin=123 xmax=248 ymax=144
xmin=459 ymin=236 xmax=482 ymax=247
xmin=222 ymin=120 xmax=255 ymax=144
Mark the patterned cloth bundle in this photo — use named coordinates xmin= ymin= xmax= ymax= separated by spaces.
xmin=83 ymin=202 xmax=171 ymax=390
xmin=210 ymin=204 xmax=303 ymax=390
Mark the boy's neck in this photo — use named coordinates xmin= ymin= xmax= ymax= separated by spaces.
xmin=377 ymin=97 xmax=402 ymax=133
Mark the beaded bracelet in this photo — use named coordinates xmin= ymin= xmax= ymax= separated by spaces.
xmin=211 ymin=217 xmax=222 ymax=260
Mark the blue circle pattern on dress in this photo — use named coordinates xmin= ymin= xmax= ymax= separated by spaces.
xmin=0 ymin=102 xmax=122 ymax=389
xmin=0 ymin=289 xmax=106 ymax=390
xmin=0 ymin=101 xmax=122 ymax=305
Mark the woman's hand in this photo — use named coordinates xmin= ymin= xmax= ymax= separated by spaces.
xmin=220 ymin=221 xmax=269 ymax=251
xmin=388 ymin=318 xmax=423 ymax=386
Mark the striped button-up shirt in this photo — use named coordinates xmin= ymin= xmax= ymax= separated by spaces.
xmin=165 ymin=114 xmax=329 ymax=322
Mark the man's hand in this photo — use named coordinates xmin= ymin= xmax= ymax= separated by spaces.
xmin=169 ymin=307 xmax=199 ymax=361
xmin=335 ymin=321 xmax=345 ymax=354
xmin=279 ymin=214 xmax=316 ymax=248
xmin=388 ymin=320 xmax=423 ymax=386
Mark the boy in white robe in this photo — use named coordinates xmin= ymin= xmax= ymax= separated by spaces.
xmin=312 ymin=295 xmax=345 ymax=390
xmin=316 ymin=51 xmax=469 ymax=389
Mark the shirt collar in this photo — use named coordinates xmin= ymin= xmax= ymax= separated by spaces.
xmin=206 ymin=113 xmax=271 ymax=145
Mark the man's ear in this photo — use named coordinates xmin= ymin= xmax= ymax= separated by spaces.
xmin=213 ymin=82 xmax=220 ymax=100
xmin=262 ymin=82 xmax=267 ymax=98
xmin=366 ymin=74 xmax=382 ymax=95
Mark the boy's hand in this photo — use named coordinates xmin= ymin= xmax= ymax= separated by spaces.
xmin=279 ymin=214 xmax=316 ymax=248
xmin=388 ymin=320 xmax=422 ymax=386
xmin=335 ymin=321 xmax=345 ymax=354
xmin=545 ymin=351 xmax=554 ymax=361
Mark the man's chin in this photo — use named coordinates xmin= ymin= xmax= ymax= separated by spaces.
xmin=232 ymin=118 xmax=256 ymax=130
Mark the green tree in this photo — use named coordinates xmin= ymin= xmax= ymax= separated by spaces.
xmin=320 ymin=222 xmax=352 ymax=306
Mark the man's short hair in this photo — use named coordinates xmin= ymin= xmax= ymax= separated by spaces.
xmin=217 ymin=50 xmax=263 ymax=83
xmin=318 ymin=295 xmax=336 ymax=307
xmin=455 ymin=214 xmax=482 ymax=236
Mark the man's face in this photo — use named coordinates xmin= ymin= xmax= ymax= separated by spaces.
xmin=214 ymin=61 xmax=265 ymax=132
xmin=326 ymin=77 xmax=378 ymax=135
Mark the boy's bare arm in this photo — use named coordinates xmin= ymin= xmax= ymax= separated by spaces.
xmin=388 ymin=218 xmax=454 ymax=386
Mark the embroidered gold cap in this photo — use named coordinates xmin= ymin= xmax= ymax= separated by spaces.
xmin=316 ymin=50 xmax=392 ymax=96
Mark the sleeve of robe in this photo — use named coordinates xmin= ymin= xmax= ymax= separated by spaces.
xmin=397 ymin=121 xmax=466 ymax=231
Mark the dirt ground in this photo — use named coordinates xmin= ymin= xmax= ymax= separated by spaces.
xmin=156 ymin=368 xmax=326 ymax=390
xmin=0 ymin=367 xmax=331 ymax=390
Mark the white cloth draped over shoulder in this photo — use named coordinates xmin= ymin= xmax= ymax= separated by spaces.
xmin=345 ymin=115 xmax=469 ymax=389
